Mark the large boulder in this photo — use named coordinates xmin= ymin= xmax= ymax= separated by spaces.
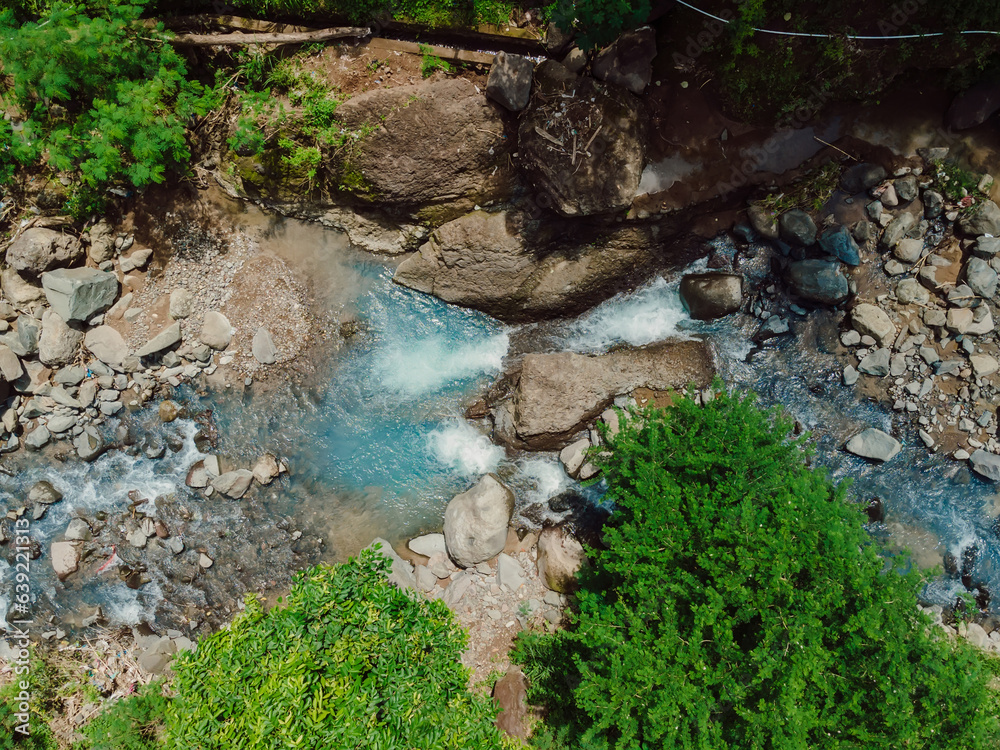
xmin=850 ymin=304 xmax=895 ymax=348
xmin=965 ymin=257 xmax=999 ymax=299
xmin=38 ymin=310 xmax=83 ymax=366
xmin=495 ymin=341 xmax=713 ymax=450
xmin=946 ymin=82 xmax=1000 ymax=131
xmin=0 ymin=344 xmax=24 ymax=382
xmin=845 ymin=428 xmax=901 ymax=462
xmin=679 ymin=273 xmax=742 ymax=320
xmin=970 ymin=449 xmax=1000 ymax=482
xmin=959 ymin=200 xmax=1000 ymax=237
xmin=41 ymin=267 xmax=118 ymax=322
xmin=333 ymin=77 xmax=509 ymax=211
xmin=592 ymin=26 xmax=657 ymax=95
xmin=443 ymin=474 xmax=514 ymax=567
xmin=493 ymin=667 xmax=530 ymax=740
xmin=486 ymin=52 xmax=533 ymax=112
xmin=518 ymin=61 xmax=645 ymax=217
xmin=786 ymin=260 xmax=850 ymax=305
xmin=211 ymin=469 xmax=254 ymax=499
xmin=881 ymin=212 xmax=917 ymax=248
xmin=393 ymin=210 xmax=661 ymax=322
xmin=200 ymin=311 xmax=233 ymax=350
xmin=2 ymin=268 xmax=46 ymax=310
xmin=536 ymin=526 xmax=585 ymax=593
xmin=84 ymin=325 xmax=128 ymax=367
xmin=6 ymin=228 xmax=83 ymax=277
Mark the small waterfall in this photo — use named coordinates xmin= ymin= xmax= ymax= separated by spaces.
xmin=427 ymin=420 xmax=506 ymax=477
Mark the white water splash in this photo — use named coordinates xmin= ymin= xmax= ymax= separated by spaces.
xmin=374 ymin=331 xmax=511 ymax=398
xmin=516 ymin=457 xmax=575 ymax=506
xmin=566 ymin=274 xmax=700 ymax=352
xmin=427 ymin=421 xmax=506 ymax=477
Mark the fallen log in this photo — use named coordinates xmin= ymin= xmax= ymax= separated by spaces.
xmin=170 ymin=26 xmax=371 ymax=46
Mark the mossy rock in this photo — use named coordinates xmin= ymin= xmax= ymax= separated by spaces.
xmin=229 ymin=147 xmax=317 ymax=204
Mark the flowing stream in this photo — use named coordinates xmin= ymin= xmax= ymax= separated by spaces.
xmin=4 ymin=215 xmax=998 ymax=630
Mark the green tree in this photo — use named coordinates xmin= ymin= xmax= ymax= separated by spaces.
xmin=162 ymin=548 xmax=512 ymax=750
xmin=515 ymin=389 xmax=1000 ymax=749
xmin=0 ymin=0 xmax=215 ymax=214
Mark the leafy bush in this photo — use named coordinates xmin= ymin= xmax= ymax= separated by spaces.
xmin=0 ymin=0 xmax=215 ymax=214
xmin=163 ymin=548 xmax=511 ymax=749
xmin=419 ymin=44 xmax=453 ymax=77
xmin=515 ymin=389 xmax=1000 ymax=749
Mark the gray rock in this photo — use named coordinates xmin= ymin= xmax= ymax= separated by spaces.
xmin=880 ymin=183 xmax=899 ymax=207
xmin=559 ymin=438 xmax=590 ymax=478
xmin=679 ymin=273 xmax=742 ymax=319
xmin=414 ymin=564 xmax=437 ymax=593
xmin=818 ymin=225 xmax=861 ymax=265
xmin=923 ymin=189 xmax=944 ymax=219
xmin=25 ymin=425 xmax=51 ymax=450
xmin=971 ymin=354 xmax=999 ymax=378
xmin=896 ymin=278 xmax=930 ymax=305
xmin=843 ymin=365 xmax=859 ymax=385
xmin=965 ymin=257 xmax=998 ymax=299
xmin=747 ymin=205 xmax=779 ymax=240
xmin=6 ymin=228 xmax=83 ymax=277
xmin=840 ymin=163 xmax=886 ymax=194
xmin=47 ymin=415 xmax=77 ymax=434
xmin=29 ymin=481 xmax=62 ymax=504
xmin=485 ymin=52 xmax=534 ymax=111
xmin=561 ymin=47 xmax=587 ymax=74
xmin=74 ymin=427 xmax=104 ymax=461
xmin=786 ymin=260 xmax=850 ymax=304
xmin=252 ymin=327 xmax=277 ymax=365
xmin=169 ymin=288 xmax=194 ymax=319
xmin=408 ymin=533 xmax=447 ymax=558
xmin=86 ymin=220 xmax=114 ymax=264
xmin=54 ymin=365 xmax=86 ymax=386
xmin=959 ymin=200 xmax=1000 ymax=237
xmin=893 ymin=238 xmax=924 ymax=263
xmin=84 ymin=325 xmax=128 ymax=367
xmin=974 ymin=236 xmax=1000 ymax=258
xmin=851 ymin=304 xmax=895 ymax=348
xmin=0 ymin=344 xmax=24 ymax=382
xmin=881 ymin=212 xmax=916 ymax=249
xmin=895 ymin=174 xmax=919 ymax=202
xmin=211 ymin=469 xmax=254 ymax=499
xmin=858 ymin=348 xmax=891 ymax=376
xmin=970 ymin=449 xmax=1000 ymax=482
xmin=443 ymin=474 xmax=514 ymax=567
xmin=137 ymin=636 xmax=176 ymax=676
xmin=38 ymin=310 xmax=82 ymax=366
xmin=591 ymin=26 xmax=656 ymax=95
xmin=778 ymin=209 xmax=817 ymax=246
xmin=119 ymin=247 xmax=152 ymax=273
xmin=251 ymin=453 xmax=280 ymax=485
xmin=537 ymin=526 xmax=585 ymax=593
xmin=200 ymin=311 xmax=232 ymax=350
xmin=846 ymin=428 xmax=901 ymax=462
xmin=64 ymin=518 xmax=92 ymax=541
xmin=9 ymin=315 xmax=40 ymax=357
xmin=1 ymin=269 xmax=46 ymax=310
xmin=135 ymin=322 xmax=181 ymax=358
xmin=50 ymin=541 xmax=80 ymax=581
xmin=496 ymin=552 xmax=525 ymax=593
xmin=41 ymin=268 xmax=118 ymax=322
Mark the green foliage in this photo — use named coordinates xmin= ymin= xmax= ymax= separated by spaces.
xmin=549 ymin=0 xmax=650 ymax=51
xmin=757 ymin=161 xmax=841 ymax=214
xmin=932 ymin=159 xmax=981 ymax=202
xmin=164 ymin=548 xmax=511 ymax=750
xmin=0 ymin=657 xmax=60 ymax=750
xmin=419 ymin=44 xmax=453 ymax=77
xmin=0 ymin=0 xmax=214 ymax=214
xmin=76 ymin=682 xmax=168 ymax=750
xmin=514 ymin=388 xmax=1000 ymax=749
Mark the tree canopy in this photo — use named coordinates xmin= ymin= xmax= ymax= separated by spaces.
xmin=515 ymin=389 xmax=1000 ymax=749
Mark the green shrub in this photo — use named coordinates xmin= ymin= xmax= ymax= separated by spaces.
xmin=76 ymin=682 xmax=168 ymax=750
xmin=0 ymin=0 xmax=215 ymax=214
xmin=514 ymin=388 xmax=1000 ymax=749
xmin=419 ymin=44 xmax=453 ymax=77
xmin=164 ymin=548 xmax=512 ymax=750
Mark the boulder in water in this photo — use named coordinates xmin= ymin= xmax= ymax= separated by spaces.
xmin=74 ymin=426 xmax=105 ymax=461
xmin=536 ymin=526 xmax=585 ymax=593
xmin=679 ymin=273 xmax=743 ymax=320
xmin=970 ymin=449 xmax=1000 ymax=482
xmin=50 ymin=541 xmax=80 ymax=581
xmin=211 ymin=469 xmax=254 ymax=499
xmin=443 ymin=474 xmax=514 ymax=567
xmin=29 ymin=480 xmax=62 ymax=504
xmin=252 ymin=453 xmax=280 ymax=485
xmin=845 ymin=428 xmax=901 ymax=462
xmin=495 ymin=341 xmax=713 ymax=450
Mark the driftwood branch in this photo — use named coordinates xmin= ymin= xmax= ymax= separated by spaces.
xmin=170 ymin=26 xmax=370 ymax=46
